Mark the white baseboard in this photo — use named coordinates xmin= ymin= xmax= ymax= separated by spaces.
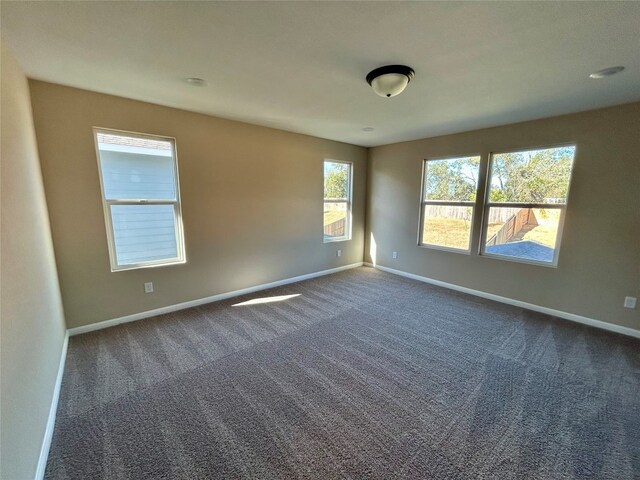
xmin=366 ymin=263 xmax=640 ymax=339
xmin=35 ymin=331 xmax=69 ymax=480
xmin=68 ymin=262 xmax=364 ymax=336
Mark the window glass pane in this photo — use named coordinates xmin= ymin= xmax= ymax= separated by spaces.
xmin=111 ymin=204 xmax=178 ymax=265
xmin=324 ymin=202 xmax=347 ymax=241
xmin=488 ymin=146 xmax=575 ymax=204
xmin=424 ymin=156 xmax=480 ymax=202
xmin=324 ymin=161 xmax=350 ymax=200
xmin=421 ymin=205 xmax=474 ymax=250
xmin=97 ymin=132 xmax=176 ymax=200
xmin=484 ymin=207 xmax=560 ymax=263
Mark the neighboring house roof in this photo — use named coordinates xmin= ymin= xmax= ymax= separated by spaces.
xmin=485 ymin=241 xmax=554 ymax=263
xmin=97 ymin=132 xmax=171 ymax=151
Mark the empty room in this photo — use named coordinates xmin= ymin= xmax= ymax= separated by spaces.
xmin=1 ymin=1 xmax=639 ymax=479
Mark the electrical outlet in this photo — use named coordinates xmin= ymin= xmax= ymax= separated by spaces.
xmin=144 ymin=282 xmax=154 ymax=294
xmin=392 ymin=251 xmax=398 ymax=259
xmin=336 ymin=249 xmax=341 ymax=257
xmin=624 ymin=296 xmax=637 ymax=309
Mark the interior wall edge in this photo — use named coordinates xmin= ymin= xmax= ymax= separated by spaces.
xmin=1 ymin=42 xmax=68 ymax=480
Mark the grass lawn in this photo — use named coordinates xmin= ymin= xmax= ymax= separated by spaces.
xmin=521 ymin=209 xmax=560 ymax=247
xmin=423 ymin=218 xmax=502 ymax=250
xmin=327 ymin=208 xmax=558 ymax=249
xmin=522 ymin=228 xmax=556 ymax=247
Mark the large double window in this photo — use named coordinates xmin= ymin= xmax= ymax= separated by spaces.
xmin=323 ymin=160 xmax=352 ymax=242
xmin=420 ymin=145 xmax=576 ymax=266
xmin=94 ymin=128 xmax=186 ymax=271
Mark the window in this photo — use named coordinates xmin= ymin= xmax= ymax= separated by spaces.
xmin=419 ymin=156 xmax=481 ymax=251
xmin=323 ymin=160 xmax=352 ymax=242
xmin=94 ymin=129 xmax=185 ymax=271
xmin=481 ymin=145 xmax=576 ymax=265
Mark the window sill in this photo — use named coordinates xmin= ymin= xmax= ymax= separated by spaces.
xmin=480 ymin=252 xmax=558 ymax=268
xmin=418 ymin=243 xmax=471 ymax=255
xmin=323 ymin=237 xmax=351 ymax=244
xmin=111 ymin=258 xmax=186 ymax=272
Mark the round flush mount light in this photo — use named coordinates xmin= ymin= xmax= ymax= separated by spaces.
xmin=185 ymin=77 xmax=207 ymax=86
xmin=589 ymin=66 xmax=625 ymax=79
xmin=362 ymin=127 xmax=375 ymax=132
xmin=366 ymin=65 xmax=415 ymax=98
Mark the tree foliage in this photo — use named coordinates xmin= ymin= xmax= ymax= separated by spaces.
xmin=425 ymin=157 xmax=480 ymax=202
xmin=324 ymin=163 xmax=349 ymax=199
xmin=424 ymin=148 xmax=575 ymax=205
xmin=489 ymin=147 xmax=574 ymax=203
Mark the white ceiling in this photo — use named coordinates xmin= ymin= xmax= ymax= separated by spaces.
xmin=2 ymin=1 xmax=639 ymax=147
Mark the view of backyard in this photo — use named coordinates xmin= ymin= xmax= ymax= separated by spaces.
xmin=422 ymin=208 xmax=559 ymax=251
xmin=323 ymin=207 xmax=347 ymax=238
xmin=323 ymin=147 xmax=572 ymax=258
xmin=324 ymin=161 xmax=350 ymax=240
xmin=324 ymin=209 xmax=345 ymax=227
xmin=514 ymin=209 xmax=560 ymax=247
xmin=421 ymin=146 xmax=574 ymax=262
xmin=422 ymin=218 xmax=500 ymax=250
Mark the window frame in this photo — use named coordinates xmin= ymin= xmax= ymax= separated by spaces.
xmin=323 ymin=159 xmax=353 ymax=243
xmin=93 ymin=127 xmax=186 ymax=272
xmin=478 ymin=143 xmax=577 ymax=267
xmin=418 ymin=154 xmax=481 ymax=254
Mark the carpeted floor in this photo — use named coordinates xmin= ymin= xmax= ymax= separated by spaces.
xmin=46 ymin=267 xmax=639 ymax=479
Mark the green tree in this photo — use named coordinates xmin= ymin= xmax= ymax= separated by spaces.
xmin=324 ymin=164 xmax=348 ymax=198
xmin=489 ymin=147 xmax=574 ymax=203
xmin=425 ymin=157 xmax=479 ymax=201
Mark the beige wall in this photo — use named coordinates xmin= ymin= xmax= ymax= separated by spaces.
xmin=29 ymin=81 xmax=367 ymax=329
xmin=0 ymin=45 xmax=67 ymax=479
xmin=366 ymin=103 xmax=640 ymax=331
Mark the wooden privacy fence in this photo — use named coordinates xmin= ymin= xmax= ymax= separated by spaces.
xmin=424 ymin=205 xmax=522 ymax=223
xmin=424 ymin=205 xmax=540 ymax=246
xmin=486 ymin=208 xmax=538 ymax=246
xmin=324 ymin=218 xmax=346 ymax=237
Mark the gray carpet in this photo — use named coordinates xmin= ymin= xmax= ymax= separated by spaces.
xmin=46 ymin=267 xmax=639 ymax=479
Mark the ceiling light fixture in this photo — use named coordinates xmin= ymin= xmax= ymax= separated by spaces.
xmin=185 ymin=77 xmax=207 ymax=86
xmin=589 ymin=66 xmax=625 ymax=79
xmin=362 ymin=127 xmax=375 ymax=132
xmin=366 ymin=65 xmax=415 ymax=98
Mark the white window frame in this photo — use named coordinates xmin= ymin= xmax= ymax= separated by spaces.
xmin=478 ymin=144 xmax=576 ymax=267
xmin=418 ymin=155 xmax=481 ymax=253
xmin=93 ymin=127 xmax=186 ymax=272
xmin=323 ymin=159 xmax=353 ymax=243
